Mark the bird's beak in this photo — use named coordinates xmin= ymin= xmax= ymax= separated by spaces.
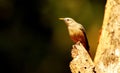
xmin=59 ymin=18 xmax=64 ymax=20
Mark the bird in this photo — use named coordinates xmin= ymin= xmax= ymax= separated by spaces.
xmin=59 ymin=17 xmax=89 ymax=51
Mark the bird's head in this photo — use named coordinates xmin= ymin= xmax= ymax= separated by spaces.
xmin=59 ymin=17 xmax=76 ymax=26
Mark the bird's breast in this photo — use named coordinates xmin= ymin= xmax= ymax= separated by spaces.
xmin=68 ymin=27 xmax=85 ymax=43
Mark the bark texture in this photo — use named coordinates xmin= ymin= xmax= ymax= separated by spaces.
xmin=94 ymin=0 xmax=120 ymax=72
xmin=70 ymin=43 xmax=94 ymax=73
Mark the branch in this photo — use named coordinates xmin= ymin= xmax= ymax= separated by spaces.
xmin=70 ymin=43 xmax=95 ymax=73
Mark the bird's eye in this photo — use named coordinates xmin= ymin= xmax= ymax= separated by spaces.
xmin=66 ymin=19 xmax=70 ymax=21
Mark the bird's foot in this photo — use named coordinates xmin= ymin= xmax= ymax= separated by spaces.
xmin=76 ymin=41 xmax=81 ymax=45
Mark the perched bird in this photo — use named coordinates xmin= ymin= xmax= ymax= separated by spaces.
xmin=59 ymin=17 xmax=89 ymax=51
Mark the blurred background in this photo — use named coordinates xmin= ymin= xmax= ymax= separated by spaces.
xmin=0 ymin=0 xmax=106 ymax=73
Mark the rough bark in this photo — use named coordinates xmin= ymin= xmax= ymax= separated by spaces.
xmin=94 ymin=0 xmax=120 ymax=72
xmin=70 ymin=43 xmax=94 ymax=73
xmin=69 ymin=0 xmax=120 ymax=73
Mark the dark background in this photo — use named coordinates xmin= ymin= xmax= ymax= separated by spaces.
xmin=0 ymin=0 xmax=106 ymax=73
